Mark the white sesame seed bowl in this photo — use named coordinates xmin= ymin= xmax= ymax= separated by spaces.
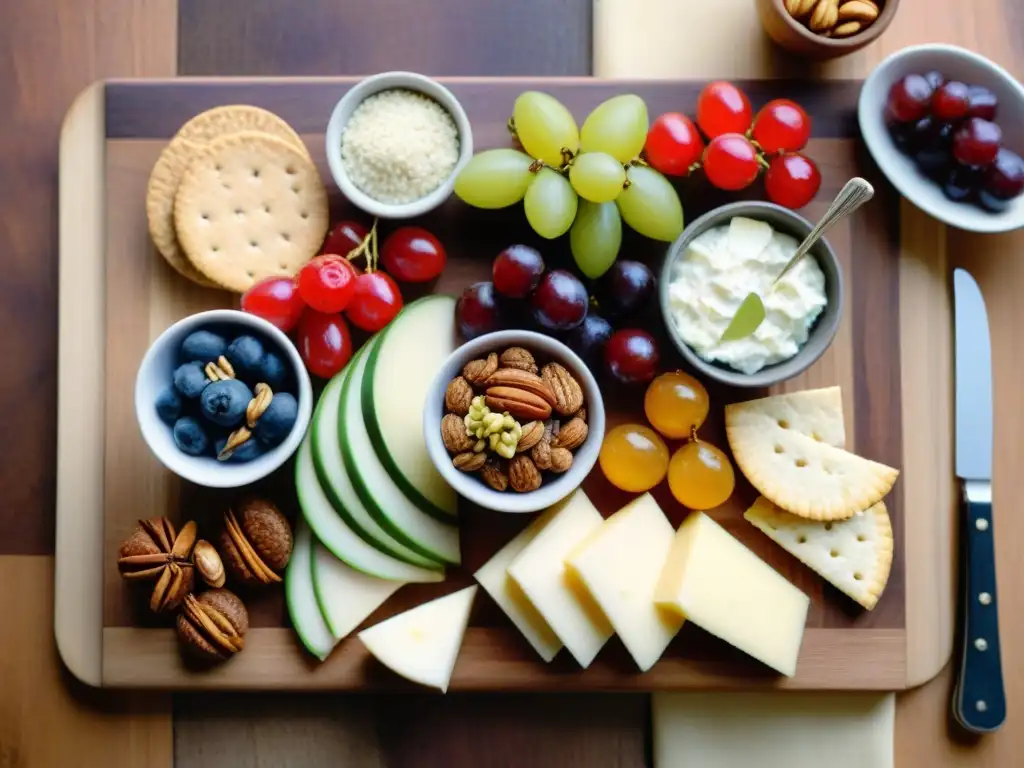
xmin=325 ymin=71 xmax=474 ymax=219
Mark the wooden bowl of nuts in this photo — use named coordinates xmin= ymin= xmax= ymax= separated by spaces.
xmin=423 ymin=330 xmax=605 ymax=514
xmin=755 ymin=0 xmax=899 ymax=59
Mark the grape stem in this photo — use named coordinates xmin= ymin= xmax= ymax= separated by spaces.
xmin=345 ymin=218 xmax=379 ymax=272
xmin=690 ymin=425 xmax=699 ymax=444
xmin=528 ymin=159 xmax=545 ymax=173
xmin=507 ymin=116 xmax=517 ymax=136
xmin=756 ymin=154 xmax=771 ymax=171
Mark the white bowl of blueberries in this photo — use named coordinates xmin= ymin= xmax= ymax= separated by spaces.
xmin=859 ymin=44 xmax=1024 ymax=233
xmin=135 ymin=309 xmax=313 ymax=488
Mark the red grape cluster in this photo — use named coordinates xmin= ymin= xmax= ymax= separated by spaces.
xmin=643 ymin=81 xmax=822 ymax=210
xmin=241 ymin=220 xmax=447 ymax=378
xmin=885 ymin=72 xmax=1024 ymax=211
xmin=456 ymin=247 xmax=662 ymax=385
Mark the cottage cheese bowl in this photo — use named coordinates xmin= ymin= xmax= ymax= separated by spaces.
xmin=326 ymin=72 xmax=474 ymax=219
xmin=660 ymin=202 xmax=843 ymax=388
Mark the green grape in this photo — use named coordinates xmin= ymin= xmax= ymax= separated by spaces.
xmin=570 ymin=200 xmax=622 ymax=279
xmin=523 ymin=168 xmax=578 ymax=239
xmin=569 ymin=152 xmax=627 ymax=203
xmin=454 ymin=149 xmax=534 ymax=209
xmin=616 ymin=165 xmax=684 ymax=242
xmin=513 ymin=91 xmax=580 ymax=167
xmin=580 ymin=94 xmax=649 ymax=163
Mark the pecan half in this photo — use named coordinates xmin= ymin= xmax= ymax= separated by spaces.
xmin=541 ymin=363 xmax=584 ymax=416
xmin=485 ymin=386 xmax=552 ymax=421
xmin=483 ymin=368 xmax=556 ymax=407
xmin=500 ymin=347 xmax=538 ymax=374
xmin=463 ymin=353 xmax=499 ymax=386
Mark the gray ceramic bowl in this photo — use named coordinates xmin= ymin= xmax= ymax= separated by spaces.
xmin=423 ymin=330 xmax=605 ymax=514
xmin=659 ymin=201 xmax=844 ymax=388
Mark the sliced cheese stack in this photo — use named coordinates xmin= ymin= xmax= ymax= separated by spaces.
xmin=506 ymin=490 xmax=614 ymax=668
xmin=656 ymin=511 xmax=810 ymax=677
xmin=566 ymin=493 xmax=683 ymax=672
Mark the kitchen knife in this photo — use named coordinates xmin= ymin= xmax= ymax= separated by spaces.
xmin=951 ymin=267 xmax=1005 ymax=734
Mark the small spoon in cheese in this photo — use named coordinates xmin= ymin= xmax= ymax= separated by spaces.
xmin=720 ymin=177 xmax=874 ymax=343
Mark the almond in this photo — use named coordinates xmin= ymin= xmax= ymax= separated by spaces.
xmin=441 ymin=413 xmax=475 ymax=454
xmin=549 ymin=447 xmax=573 ymax=473
xmin=480 ymin=458 xmax=509 ymax=492
xmin=445 ymin=376 xmax=474 ymax=415
xmin=531 ymin=435 xmax=552 ymax=470
xmin=485 ymin=386 xmax=552 ymax=421
xmin=509 ymin=455 xmax=542 ymax=493
xmin=553 ymin=417 xmax=588 ymax=451
xmin=541 ymin=363 xmax=584 ymax=416
xmin=453 ymin=452 xmax=487 ymax=472
xmin=484 ymin=368 xmax=557 ymax=406
xmin=516 ymin=421 xmax=545 ymax=453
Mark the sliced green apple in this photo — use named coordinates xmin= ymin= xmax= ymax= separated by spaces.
xmin=311 ymin=356 xmax=442 ymax=569
xmin=358 ymin=585 xmax=478 ymax=692
xmin=312 ymin=539 xmax=404 ymax=641
xmin=295 ymin=435 xmax=445 ymax=584
xmin=340 ymin=338 xmax=461 ymax=566
xmin=362 ymin=296 xmax=459 ymax=521
xmin=285 ymin=518 xmax=335 ymax=661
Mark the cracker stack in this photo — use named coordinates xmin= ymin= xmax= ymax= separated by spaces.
xmin=146 ymin=106 xmax=329 ymax=292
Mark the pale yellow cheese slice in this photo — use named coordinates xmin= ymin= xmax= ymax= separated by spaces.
xmin=655 ymin=511 xmax=809 ymax=677
xmin=507 ymin=491 xmax=614 ymax=668
xmin=566 ymin=493 xmax=683 ymax=672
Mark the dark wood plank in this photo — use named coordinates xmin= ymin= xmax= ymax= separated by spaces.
xmin=176 ymin=0 xmax=592 ymax=77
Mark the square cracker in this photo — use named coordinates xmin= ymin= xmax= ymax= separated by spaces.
xmin=173 ymin=131 xmax=329 ymax=293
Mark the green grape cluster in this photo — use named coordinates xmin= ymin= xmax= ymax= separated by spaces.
xmin=453 ymin=91 xmax=684 ymax=279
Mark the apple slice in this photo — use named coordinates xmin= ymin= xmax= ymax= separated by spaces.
xmin=312 ymin=539 xmax=404 ymax=641
xmin=285 ymin=518 xmax=336 ymax=661
xmin=358 ymin=585 xmax=478 ymax=693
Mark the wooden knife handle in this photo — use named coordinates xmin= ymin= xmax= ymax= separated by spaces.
xmin=953 ymin=495 xmax=1006 ymax=733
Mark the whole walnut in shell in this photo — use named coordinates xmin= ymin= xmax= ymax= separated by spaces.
xmin=220 ymin=497 xmax=293 ymax=586
xmin=176 ymin=588 xmax=249 ymax=663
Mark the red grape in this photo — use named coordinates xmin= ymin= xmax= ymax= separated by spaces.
xmin=296 ymin=311 xmax=353 ymax=379
xmin=456 ymin=282 xmax=501 ymax=340
xmin=702 ymin=134 xmax=759 ymax=191
xmin=931 ymin=81 xmax=971 ymax=121
xmin=752 ymin=99 xmax=811 ymax=153
xmin=531 ymin=269 xmax=588 ymax=331
xmin=241 ymin=276 xmax=306 ymax=332
xmin=966 ymin=85 xmax=998 ymax=120
xmin=297 ymin=254 xmax=359 ymax=313
xmin=595 ymin=260 xmax=655 ymax=319
xmin=953 ymin=118 xmax=1001 ymax=167
xmin=492 ymin=245 xmax=545 ymax=298
xmin=565 ymin=314 xmax=613 ymax=367
xmin=345 ymin=272 xmax=403 ymax=332
xmin=380 ymin=227 xmax=446 ymax=283
xmin=321 ymin=220 xmax=368 ymax=257
xmin=696 ymin=81 xmax=753 ymax=138
xmin=605 ymin=329 xmax=660 ymax=385
xmin=983 ymin=148 xmax=1024 ymax=199
xmin=644 ymin=113 xmax=705 ymax=176
xmin=885 ymin=74 xmax=933 ymax=123
xmin=765 ymin=153 xmax=821 ymax=210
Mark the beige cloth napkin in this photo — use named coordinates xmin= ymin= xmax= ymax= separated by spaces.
xmin=591 ymin=1 xmax=896 ymax=765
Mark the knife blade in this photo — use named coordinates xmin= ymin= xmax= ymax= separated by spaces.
xmin=951 ymin=267 xmax=1005 ymax=734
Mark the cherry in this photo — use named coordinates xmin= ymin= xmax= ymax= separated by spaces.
xmin=321 ymin=220 xmax=369 ymax=257
xmin=605 ymin=329 xmax=660 ymax=385
xmin=765 ymin=153 xmax=821 ymax=210
xmin=931 ymin=81 xmax=971 ymax=121
xmin=644 ymin=112 xmax=705 ymax=176
xmin=297 ymin=254 xmax=359 ymax=313
xmin=752 ymin=99 xmax=811 ymax=154
xmin=952 ymin=118 xmax=1001 ymax=167
xmin=696 ymin=81 xmax=753 ymax=138
xmin=380 ymin=227 xmax=446 ymax=283
xmin=241 ymin=276 xmax=306 ymax=333
xmin=885 ymin=74 xmax=933 ymax=123
xmin=702 ymin=133 xmax=759 ymax=191
xmin=295 ymin=311 xmax=353 ymax=379
xmin=345 ymin=272 xmax=404 ymax=332
xmin=492 ymin=245 xmax=545 ymax=298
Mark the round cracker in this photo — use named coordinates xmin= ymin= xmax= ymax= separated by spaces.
xmin=174 ymin=105 xmax=310 ymax=158
xmin=174 ymin=131 xmax=329 ymax=293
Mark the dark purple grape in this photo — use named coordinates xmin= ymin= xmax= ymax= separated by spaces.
xmin=456 ymin=282 xmax=500 ymax=340
xmin=978 ymin=189 xmax=1012 ymax=213
xmin=492 ymin=245 xmax=545 ymax=298
xmin=890 ymin=115 xmax=935 ymax=156
xmin=913 ymin=121 xmax=955 ymax=179
xmin=595 ymin=260 xmax=656 ymax=319
xmin=565 ymin=314 xmax=613 ymax=367
xmin=942 ymin=165 xmax=984 ymax=203
xmin=531 ymin=269 xmax=588 ymax=331
xmin=983 ymin=148 xmax=1024 ymax=199
xmin=923 ymin=70 xmax=946 ymax=90
xmin=966 ymin=85 xmax=998 ymax=120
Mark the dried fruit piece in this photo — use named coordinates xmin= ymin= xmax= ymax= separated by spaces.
xmin=463 ymin=353 xmax=499 ymax=386
xmin=553 ymin=417 xmax=588 ymax=451
xmin=509 ymin=455 xmax=542 ymax=492
xmin=445 ymin=376 xmax=474 ymax=415
xmin=500 ymin=347 xmax=539 ymax=374
xmin=480 ymin=458 xmax=509 ymax=491
xmin=441 ymin=413 xmax=475 ymax=454
xmin=454 ymin=452 xmax=487 ymax=472
xmin=541 ymin=362 xmax=584 ymax=416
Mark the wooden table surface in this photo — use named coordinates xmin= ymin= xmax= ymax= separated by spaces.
xmin=1 ymin=0 xmax=1022 ymax=765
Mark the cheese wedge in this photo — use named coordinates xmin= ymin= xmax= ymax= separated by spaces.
xmin=358 ymin=585 xmax=477 ymax=693
xmin=745 ymin=497 xmax=894 ymax=610
xmin=474 ymin=510 xmax=563 ymax=662
xmin=725 ymin=391 xmax=898 ymax=521
xmin=507 ymin=491 xmax=613 ymax=668
xmin=655 ymin=511 xmax=809 ymax=677
xmin=566 ymin=494 xmax=683 ymax=672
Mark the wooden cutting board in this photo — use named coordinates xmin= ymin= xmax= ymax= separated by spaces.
xmin=56 ymin=76 xmax=951 ymax=691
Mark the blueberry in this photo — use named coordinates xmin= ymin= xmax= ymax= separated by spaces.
xmin=155 ymin=385 xmax=183 ymax=426
xmin=225 ymin=335 xmax=265 ymax=382
xmin=255 ymin=392 xmax=299 ymax=447
xmin=978 ymin=189 xmax=1011 ymax=213
xmin=173 ymin=362 xmax=209 ymax=399
xmin=214 ymin=436 xmax=264 ymax=463
xmin=258 ymin=350 xmax=289 ymax=390
xmin=200 ymin=379 xmax=253 ymax=427
xmin=181 ymin=330 xmax=228 ymax=365
xmin=173 ymin=416 xmax=209 ymax=456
